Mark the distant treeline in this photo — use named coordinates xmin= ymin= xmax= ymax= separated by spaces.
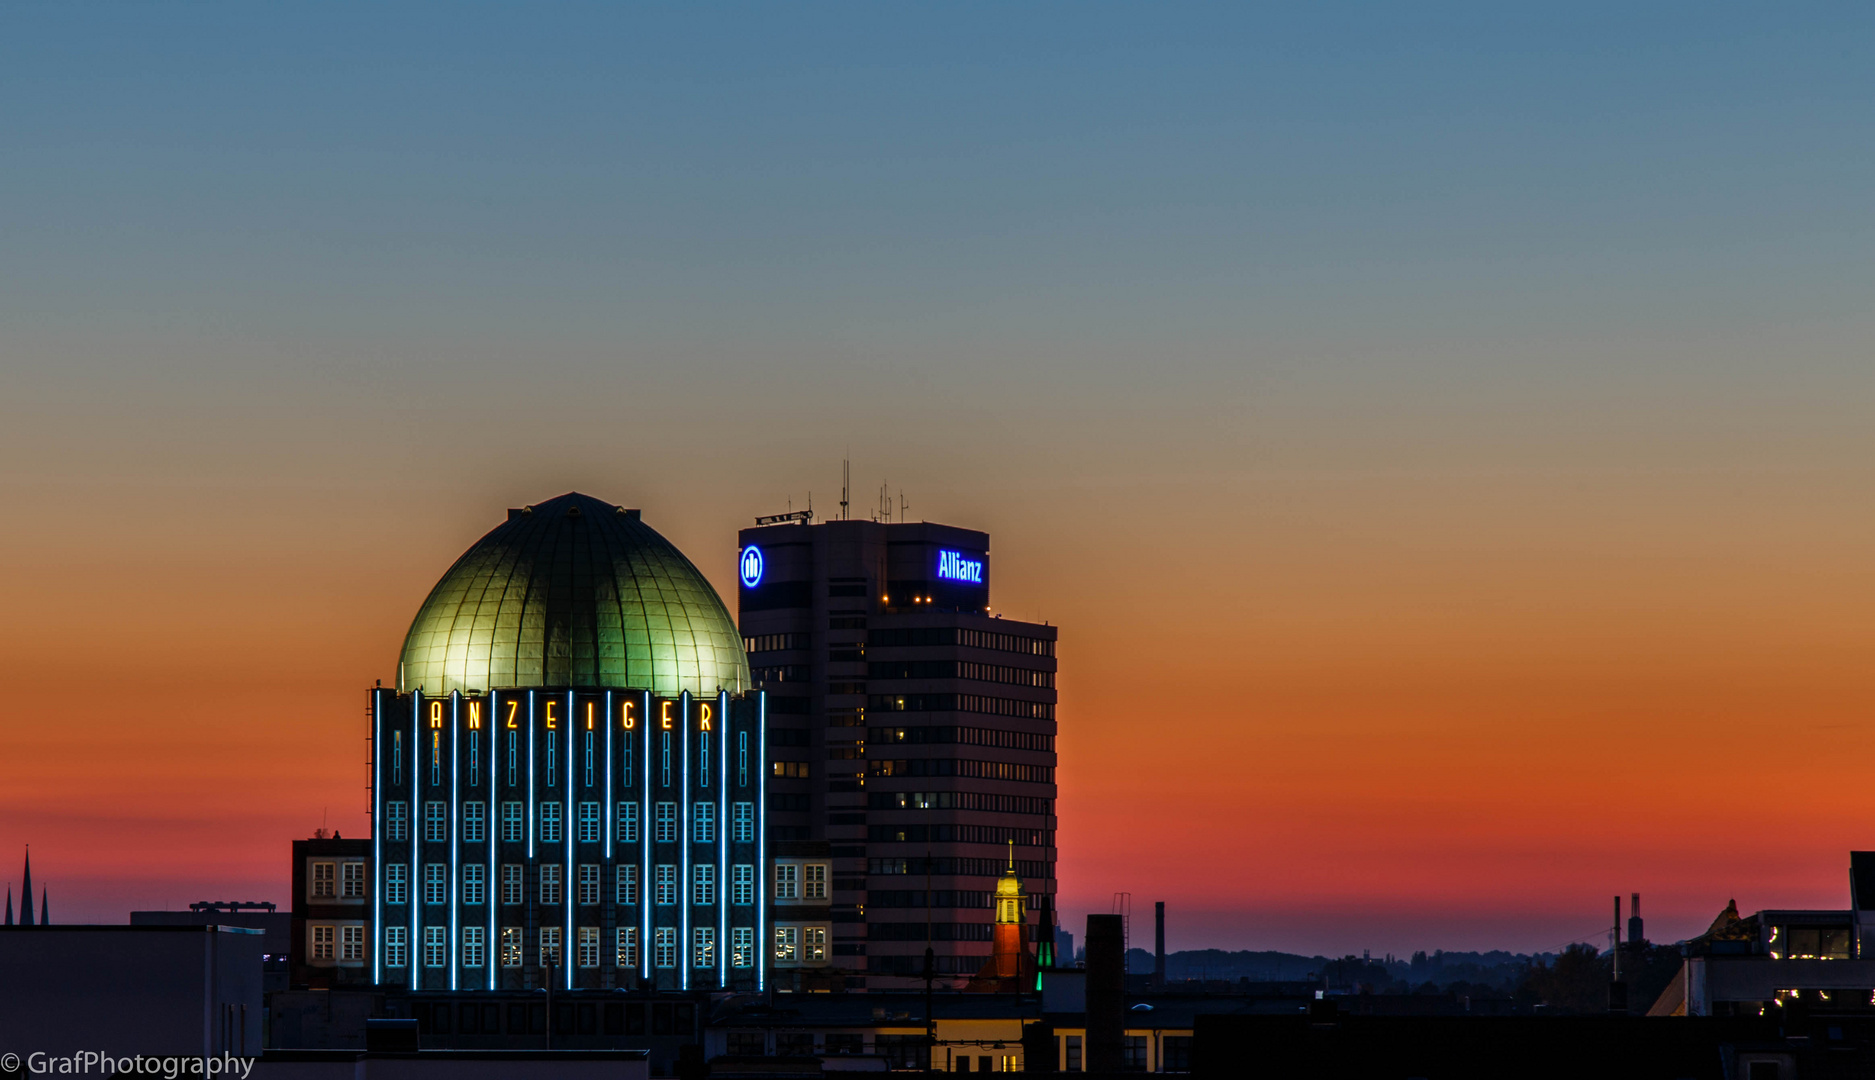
xmin=1119 ymin=947 xmax=1552 ymax=994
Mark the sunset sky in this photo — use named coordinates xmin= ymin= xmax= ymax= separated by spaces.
xmin=3 ymin=3 xmax=1873 ymax=956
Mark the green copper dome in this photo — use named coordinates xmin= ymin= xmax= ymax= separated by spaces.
xmin=397 ymin=492 xmax=749 ymax=698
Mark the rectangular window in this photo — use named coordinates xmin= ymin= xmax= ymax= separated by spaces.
xmin=341 ymin=862 xmax=365 ymax=899
xmin=312 ymin=861 xmax=336 ymax=899
xmin=310 ymin=924 xmax=334 ymax=961
xmin=385 ymin=802 xmax=408 ymax=842
xmin=731 ymin=926 xmax=754 ymax=968
xmin=384 ymin=926 xmax=407 ymax=968
xmin=578 ymin=801 xmax=601 ymax=843
xmin=578 ymin=863 xmax=600 ymax=905
xmin=424 ymin=863 xmax=447 ymax=905
xmin=693 ymin=863 xmax=716 ymax=906
xmin=500 ymin=864 xmax=523 ymax=905
xmin=661 ymin=731 xmax=671 ymax=787
xmin=731 ymin=864 xmax=755 ymax=906
xmin=773 ymin=925 xmax=798 ymax=962
xmin=1123 ymin=1036 xmax=1147 ymax=1071
xmin=462 ymin=863 xmax=486 ymax=906
xmin=462 ymin=801 xmax=486 ymax=843
xmin=540 ymin=927 xmax=563 ymax=967
xmin=655 ymin=864 xmax=678 ymax=905
xmin=693 ymin=927 xmax=715 ymax=968
xmin=617 ymin=864 xmax=640 ymax=906
xmin=500 ymin=927 xmax=522 ymax=968
xmin=424 ymin=800 xmax=447 ymax=842
xmin=692 ymin=802 xmax=716 ymax=843
xmin=385 ymin=864 xmax=408 ymax=905
xmin=775 ymin=864 xmax=799 ymax=901
xmin=540 ymin=863 xmax=563 ymax=905
xmin=738 ymin=731 xmax=748 ymax=787
xmin=584 ymin=729 xmax=595 ymax=788
xmin=617 ymin=802 xmax=640 ymax=843
xmin=804 ymin=926 xmax=826 ymax=962
xmin=654 ymin=927 xmax=677 ymax=969
xmin=732 ymin=802 xmax=754 ymax=842
xmin=804 ymin=864 xmax=827 ymax=900
xmin=617 ymin=926 xmax=640 ymax=968
xmin=340 ymin=924 xmax=363 ymax=961
xmin=1065 ymin=1035 xmax=1082 ymax=1072
xmin=462 ymin=925 xmax=485 ymax=968
xmin=654 ymin=802 xmax=677 ymax=843
xmin=539 ymin=802 xmax=563 ymax=844
xmin=578 ymin=925 xmax=600 ymax=968
xmin=500 ymin=801 xmax=524 ymax=843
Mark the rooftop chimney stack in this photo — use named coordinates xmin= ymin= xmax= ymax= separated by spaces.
xmin=1154 ymin=901 xmax=1166 ymax=990
xmin=1628 ymin=893 xmax=1644 ymax=947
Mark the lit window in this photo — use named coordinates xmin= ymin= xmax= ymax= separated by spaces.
xmin=500 ymin=864 xmax=523 ymax=905
xmin=655 ymin=802 xmax=677 ymax=843
xmin=804 ymin=864 xmax=827 ymax=900
xmin=693 ymin=802 xmax=716 ymax=843
xmin=540 ymin=927 xmax=563 ymax=967
xmin=424 ymin=801 xmax=447 ymax=842
xmin=385 ymin=802 xmax=408 ymax=842
xmin=540 ymin=864 xmax=563 ymax=905
xmin=693 ymin=863 xmax=716 ymax=906
xmin=500 ymin=802 xmax=524 ymax=843
xmin=578 ymin=926 xmax=600 ymax=968
xmin=461 ymin=926 xmax=485 ymax=968
xmin=617 ymin=864 xmax=640 ymax=906
xmin=578 ymin=802 xmax=601 ymax=844
xmin=655 ymin=864 xmax=678 ymax=905
xmin=617 ymin=926 xmax=640 ymax=968
xmin=539 ymin=802 xmax=563 ymax=844
xmin=340 ymin=924 xmax=363 ymax=961
xmin=462 ymin=863 xmax=486 ymax=906
xmin=693 ymin=927 xmax=715 ymax=968
xmin=312 ymin=862 xmax=335 ymax=899
xmin=499 ymin=927 xmax=522 ymax=968
xmin=731 ymin=926 xmax=754 ymax=968
xmin=384 ymin=926 xmax=407 ymax=968
xmin=310 ymin=924 xmax=335 ymax=961
xmin=385 ymin=864 xmax=408 ymax=905
xmin=341 ymin=862 xmax=365 ymax=900
xmin=617 ymin=802 xmax=640 ymax=843
xmin=804 ymin=926 xmax=826 ymax=962
xmin=579 ymin=864 xmax=600 ymax=905
xmin=774 ymin=925 xmax=798 ymax=962
xmin=775 ymin=864 xmax=799 ymax=901
xmin=654 ymin=927 xmax=677 ymax=968
xmin=462 ymin=802 xmax=486 ymax=844
xmin=424 ymin=864 xmax=447 ymax=905
xmin=732 ymin=802 xmax=754 ymax=842
xmin=732 ymin=864 xmax=755 ymax=905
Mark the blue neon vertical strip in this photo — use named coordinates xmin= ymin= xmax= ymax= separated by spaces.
xmin=566 ymin=689 xmax=574 ymax=991
xmin=713 ymin=691 xmax=725 ymax=986
xmin=488 ymin=692 xmax=497 ymax=991
xmin=450 ymin=692 xmax=460 ymax=992
xmin=372 ymin=691 xmax=382 ymax=986
xmin=680 ymin=691 xmax=690 ymax=991
xmin=757 ymin=690 xmax=766 ymax=992
xmin=641 ymin=691 xmax=651 ymax=983
xmin=527 ymin=693 xmax=536 ymax=859
xmin=411 ymin=692 xmax=421 ymax=991
xmin=604 ymin=691 xmax=614 ymax=861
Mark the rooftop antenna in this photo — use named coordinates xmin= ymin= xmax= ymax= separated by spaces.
xmin=840 ymin=456 xmax=850 ymax=521
xmin=900 ymin=490 xmax=908 ymax=522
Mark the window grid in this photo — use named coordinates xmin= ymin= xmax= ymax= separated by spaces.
xmin=540 ymin=927 xmax=562 ymax=967
xmin=578 ymin=802 xmax=601 ymax=844
xmin=384 ymin=802 xmax=408 ymax=842
xmin=654 ymin=927 xmax=677 ymax=969
xmin=500 ymin=927 xmax=522 ymax=968
xmin=655 ymin=865 xmax=678 ymax=906
xmin=731 ymin=926 xmax=755 ymax=968
xmin=617 ymin=864 xmax=640 ymax=906
xmin=424 ymin=926 xmax=447 ymax=968
xmin=385 ymin=864 xmax=408 ymax=905
xmin=385 ymin=926 xmax=407 ymax=968
xmin=311 ymin=924 xmax=334 ymax=960
xmin=617 ymin=802 xmax=640 ymax=843
xmin=578 ymin=864 xmax=600 ymax=906
xmin=340 ymin=924 xmax=363 ymax=961
xmin=500 ymin=802 xmax=524 ymax=843
xmin=693 ymin=863 xmax=716 ymax=906
xmin=539 ymin=802 xmax=563 ymax=844
xmin=617 ymin=926 xmax=640 ymax=968
xmin=693 ymin=927 xmax=715 ymax=968
xmin=692 ymin=802 xmax=716 ymax=843
xmin=341 ymin=862 xmax=365 ymax=899
xmin=462 ymin=863 xmax=486 ymax=906
xmin=462 ymin=802 xmax=486 ymax=844
xmin=500 ymin=864 xmax=523 ymax=906
xmin=461 ymin=926 xmax=485 ymax=968
xmin=731 ymin=802 xmax=754 ymax=843
xmin=424 ymin=801 xmax=447 ymax=842
xmin=578 ymin=926 xmax=600 ymax=969
xmin=312 ymin=862 xmax=335 ymax=899
xmin=731 ymin=864 xmax=755 ymax=906
xmin=654 ymin=802 xmax=677 ymax=843
xmin=540 ymin=864 xmax=563 ymax=906
xmin=424 ymin=864 xmax=447 ymax=906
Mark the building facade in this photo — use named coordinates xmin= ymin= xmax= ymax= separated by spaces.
xmin=369 ymin=493 xmax=766 ymax=996
xmin=736 ymin=518 xmax=1058 ymax=988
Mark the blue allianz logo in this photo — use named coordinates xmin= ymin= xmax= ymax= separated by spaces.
xmin=936 ymin=550 xmax=984 ymax=584
xmin=739 ymin=545 xmax=764 ymax=588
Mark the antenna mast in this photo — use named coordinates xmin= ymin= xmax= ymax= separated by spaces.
xmin=840 ymin=457 xmax=850 ymax=521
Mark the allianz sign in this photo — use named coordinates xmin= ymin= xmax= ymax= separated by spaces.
xmin=936 ymin=550 xmax=984 ymax=584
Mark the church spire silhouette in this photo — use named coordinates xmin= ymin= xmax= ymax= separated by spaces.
xmin=19 ymin=848 xmax=32 ymax=928
xmin=39 ymin=887 xmax=48 ymax=926
xmin=4 ymin=885 xmax=12 ymax=926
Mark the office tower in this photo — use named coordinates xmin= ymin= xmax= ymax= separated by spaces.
xmin=736 ymin=517 xmax=1057 ymax=989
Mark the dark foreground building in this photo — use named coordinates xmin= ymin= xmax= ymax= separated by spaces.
xmin=735 ymin=516 xmax=1058 ymax=989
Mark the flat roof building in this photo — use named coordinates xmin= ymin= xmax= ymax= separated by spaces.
xmin=736 ymin=517 xmax=1057 ymax=990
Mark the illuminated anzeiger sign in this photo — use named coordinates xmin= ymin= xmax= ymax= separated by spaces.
xmin=739 ymin=545 xmax=764 ymax=588
xmin=936 ymin=550 xmax=984 ymax=584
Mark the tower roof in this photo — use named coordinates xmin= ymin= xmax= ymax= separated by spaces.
xmin=398 ymin=493 xmax=750 ymax=698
